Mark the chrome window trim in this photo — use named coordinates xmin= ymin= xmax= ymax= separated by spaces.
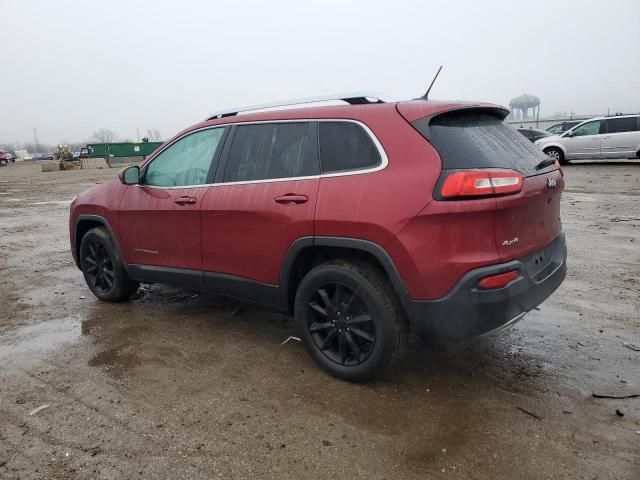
xmin=139 ymin=119 xmax=388 ymax=190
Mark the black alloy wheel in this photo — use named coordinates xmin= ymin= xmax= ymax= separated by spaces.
xmin=84 ymin=239 xmax=115 ymax=294
xmin=79 ymin=227 xmax=139 ymax=302
xmin=294 ymin=260 xmax=407 ymax=382
xmin=307 ymin=283 xmax=376 ymax=366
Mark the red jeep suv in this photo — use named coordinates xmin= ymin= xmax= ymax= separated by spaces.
xmin=69 ymin=94 xmax=566 ymax=381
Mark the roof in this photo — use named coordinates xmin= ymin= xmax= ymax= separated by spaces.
xmin=140 ymin=96 xmax=511 ymax=159
xmin=196 ymin=96 xmax=506 ymax=128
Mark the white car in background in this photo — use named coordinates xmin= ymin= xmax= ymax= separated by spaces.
xmin=535 ymin=114 xmax=640 ymax=164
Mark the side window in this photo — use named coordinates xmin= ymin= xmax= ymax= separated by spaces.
xmin=604 ymin=117 xmax=638 ymax=134
xmin=223 ymin=122 xmax=317 ymax=182
xmin=571 ymin=120 xmax=602 ymax=137
xmin=319 ymin=122 xmax=381 ymax=173
xmin=144 ymin=128 xmax=225 ymax=187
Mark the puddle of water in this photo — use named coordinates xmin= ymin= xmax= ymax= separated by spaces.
xmin=88 ymin=346 xmax=141 ymax=377
xmin=0 ymin=317 xmax=81 ymax=363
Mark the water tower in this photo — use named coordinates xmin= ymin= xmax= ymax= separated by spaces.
xmin=509 ymin=94 xmax=540 ymax=121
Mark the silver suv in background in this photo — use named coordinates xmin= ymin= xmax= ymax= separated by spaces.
xmin=535 ymin=114 xmax=640 ymax=164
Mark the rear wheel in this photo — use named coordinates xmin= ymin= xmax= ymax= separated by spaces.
xmin=544 ymin=147 xmax=566 ymax=165
xmin=294 ymin=260 xmax=407 ymax=382
xmin=80 ymin=227 xmax=139 ymax=302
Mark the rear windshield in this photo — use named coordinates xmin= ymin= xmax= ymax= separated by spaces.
xmin=413 ymin=111 xmax=548 ymax=176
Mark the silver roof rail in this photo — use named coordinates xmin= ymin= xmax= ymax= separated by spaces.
xmin=205 ymin=92 xmax=392 ymax=120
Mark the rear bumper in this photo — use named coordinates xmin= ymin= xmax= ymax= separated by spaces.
xmin=408 ymin=232 xmax=567 ymax=339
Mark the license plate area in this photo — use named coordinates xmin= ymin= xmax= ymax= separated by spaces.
xmin=521 ymin=237 xmax=563 ymax=282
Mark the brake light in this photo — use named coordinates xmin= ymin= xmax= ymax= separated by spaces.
xmin=477 ymin=270 xmax=519 ymax=290
xmin=440 ymin=170 xmax=523 ymax=199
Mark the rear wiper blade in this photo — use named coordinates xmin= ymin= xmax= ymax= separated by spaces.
xmin=535 ymin=158 xmax=556 ymax=170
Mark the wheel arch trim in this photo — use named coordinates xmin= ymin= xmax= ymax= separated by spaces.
xmin=278 ymin=236 xmax=410 ymax=309
xmin=74 ymin=214 xmax=128 ymax=271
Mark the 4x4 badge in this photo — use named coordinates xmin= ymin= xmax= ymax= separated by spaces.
xmin=547 ymin=178 xmax=557 ymax=188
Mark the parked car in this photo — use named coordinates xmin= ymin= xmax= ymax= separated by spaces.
xmin=32 ymin=153 xmax=55 ymax=161
xmin=69 ymin=94 xmax=567 ymax=381
xmin=517 ymin=128 xmax=552 ymax=143
xmin=0 ymin=150 xmax=15 ymax=166
xmin=535 ymin=114 xmax=640 ymax=164
xmin=546 ymin=120 xmax=582 ymax=135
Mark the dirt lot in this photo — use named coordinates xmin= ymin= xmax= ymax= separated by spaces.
xmin=1 ymin=161 xmax=639 ymax=479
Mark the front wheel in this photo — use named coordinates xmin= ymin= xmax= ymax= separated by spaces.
xmin=294 ymin=260 xmax=408 ymax=382
xmin=544 ymin=147 xmax=566 ymax=165
xmin=0 ymin=159 xmax=7 ymax=167
xmin=79 ymin=227 xmax=139 ymax=302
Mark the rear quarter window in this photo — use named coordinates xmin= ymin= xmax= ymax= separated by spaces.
xmin=604 ymin=117 xmax=639 ymax=134
xmin=412 ymin=111 xmax=547 ymax=176
xmin=319 ymin=122 xmax=381 ymax=173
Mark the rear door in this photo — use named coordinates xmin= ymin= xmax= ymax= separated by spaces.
xmin=563 ymin=119 xmax=603 ymax=159
xmin=601 ymin=116 xmax=640 ymax=159
xmin=118 ymin=127 xmax=227 ymax=275
xmin=411 ymin=109 xmax=564 ymax=262
xmin=200 ymin=121 xmax=319 ymax=292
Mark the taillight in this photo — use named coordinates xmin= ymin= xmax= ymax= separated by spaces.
xmin=440 ymin=169 xmax=523 ymax=199
xmin=477 ymin=270 xmax=519 ymax=290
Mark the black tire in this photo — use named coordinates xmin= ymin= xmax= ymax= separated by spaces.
xmin=294 ymin=260 xmax=408 ymax=382
xmin=79 ymin=227 xmax=139 ymax=302
xmin=0 ymin=159 xmax=7 ymax=167
xmin=544 ymin=147 xmax=566 ymax=165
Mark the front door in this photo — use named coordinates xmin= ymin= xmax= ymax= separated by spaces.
xmin=200 ymin=121 xmax=319 ymax=300
xmin=564 ymin=119 xmax=603 ymax=160
xmin=118 ymin=127 xmax=227 ymax=277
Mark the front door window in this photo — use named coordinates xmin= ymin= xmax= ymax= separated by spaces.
xmin=571 ymin=120 xmax=602 ymax=137
xmin=144 ymin=128 xmax=225 ymax=187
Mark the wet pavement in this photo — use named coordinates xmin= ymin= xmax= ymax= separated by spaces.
xmin=1 ymin=161 xmax=639 ymax=479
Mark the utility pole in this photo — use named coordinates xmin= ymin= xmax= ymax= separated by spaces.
xmin=33 ymin=127 xmax=39 ymax=153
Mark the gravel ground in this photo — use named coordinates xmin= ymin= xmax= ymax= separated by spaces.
xmin=0 ymin=161 xmax=639 ymax=479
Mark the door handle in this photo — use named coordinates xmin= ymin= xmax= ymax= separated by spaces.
xmin=274 ymin=194 xmax=308 ymax=205
xmin=174 ymin=196 xmax=197 ymax=205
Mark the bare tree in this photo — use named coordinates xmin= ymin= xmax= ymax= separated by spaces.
xmin=91 ymin=128 xmax=118 ymax=144
xmin=2 ymin=141 xmax=54 ymax=153
xmin=145 ymin=129 xmax=163 ymax=141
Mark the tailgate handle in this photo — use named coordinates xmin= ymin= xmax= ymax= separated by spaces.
xmin=274 ymin=194 xmax=308 ymax=205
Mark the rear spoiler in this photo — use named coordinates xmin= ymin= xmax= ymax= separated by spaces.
xmin=397 ymin=103 xmax=510 ymax=141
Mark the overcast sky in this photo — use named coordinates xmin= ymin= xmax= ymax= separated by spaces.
xmin=1 ymin=0 xmax=639 ymax=145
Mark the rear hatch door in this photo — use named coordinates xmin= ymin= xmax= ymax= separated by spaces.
xmin=403 ymin=105 xmax=564 ymax=262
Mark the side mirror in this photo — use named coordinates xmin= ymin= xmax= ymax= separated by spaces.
xmin=564 ymin=130 xmax=574 ymax=138
xmin=120 ymin=165 xmax=140 ymax=185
